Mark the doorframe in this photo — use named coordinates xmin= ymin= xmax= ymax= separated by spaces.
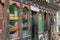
xmin=0 ymin=0 xmax=7 ymax=40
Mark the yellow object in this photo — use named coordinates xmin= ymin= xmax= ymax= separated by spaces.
xmin=10 ymin=14 xmax=14 ymax=16
xmin=9 ymin=14 xmax=18 ymax=20
xmin=10 ymin=17 xmax=18 ymax=20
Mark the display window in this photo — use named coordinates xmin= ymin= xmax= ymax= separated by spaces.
xmin=9 ymin=4 xmax=19 ymax=40
xmin=8 ymin=0 xmax=21 ymax=40
xmin=0 ymin=0 xmax=7 ymax=40
xmin=21 ymin=4 xmax=31 ymax=38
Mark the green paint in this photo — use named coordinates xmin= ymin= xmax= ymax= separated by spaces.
xmin=8 ymin=4 xmax=18 ymax=40
xmin=9 ymin=34 xmax=12 ymax=40
xmin=38 ymin=12 xmax=43 ymax=32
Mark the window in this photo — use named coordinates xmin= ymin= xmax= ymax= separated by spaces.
xmin=22 ymin=5 xmax=29 ymax=37
xmin=8 ymin=4 xmax=19 ymax=40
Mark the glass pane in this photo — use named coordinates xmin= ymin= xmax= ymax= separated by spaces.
xmin=0 ymin=4 xmax=2 ymax=29
xmin=8 ymin=4 xmax=19 ymax=40
xmin=14 ymin=6 xmax=18 ymax=16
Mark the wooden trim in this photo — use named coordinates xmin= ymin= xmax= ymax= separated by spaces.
xmin=38 ymin=9 xmax=44 ymax=33
xmin=0 ymin=4 xmax=3 ymax=40
xmin=46 ymin=11 xmax=48 ymax=31
xmin=21 ymin=4 xmax=32 ymax=38
xmin=28 ymin=3 xmax=32 ymax=38
xmin=0 ymin=0 xmax=7 ymax=40
xmin=3 ymin=0 xmax=7 ymax=40
xmin=10 ymin=0 xmax=20 ymax=8
xmin=23 ymin=4 xmax=30 ymax=10
xmin=35 ymin=12 xmax=38 ymax=40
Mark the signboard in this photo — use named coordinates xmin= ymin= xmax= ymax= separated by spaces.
xmin=22 ymin=5 xmax=29 ymax=37
xmin=31 ymin=5 xmax=39 ymax=12
xmin=8 ymin=4 xmax=19 ymax=40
